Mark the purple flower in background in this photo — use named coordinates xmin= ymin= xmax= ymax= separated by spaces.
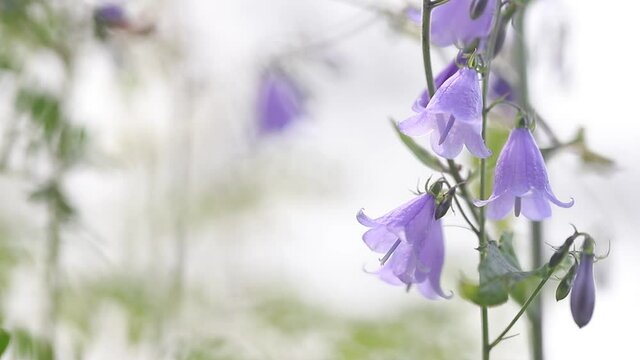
xmin=571 ymin=239 xmax=596 ymax=328
xmin=404 ymin=5 xmax=422 ymax=24
xmin=357 ymin=194 xmax=450 ymax=299
xmin=94 ymin=4 xmax=129 ymax=28
xmin=256 ymin=68 xmax=306 ymax=135
xmin=399 ymin=67 xmax=491 ymax=159
xmin=431 ymin=0 xmax=496 ymax=47
xmin=474 ymin=127 xmax=574 ymax=220
xmin=490 ymin=74 xmax=517 ymax=102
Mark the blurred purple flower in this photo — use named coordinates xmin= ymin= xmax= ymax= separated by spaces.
xmin=256 ymin=68 xmax=306 ymax=135
xmin=571 ymin=239 xmax=596 ymax=328
xmin=399 ymin=67 xmax=490 ymax=159
xmin=357 ymin=194 xmax=450 ymax=299
xmin=404 ymin=5 xmax=422 ymax=24
xmin=490 ymin=74 xmax=517 ymax=102
xmin=431 ymin=0 xmax=496 ymax=47
xmin=94 ymin=4 xmax=129 ymax=28
xmin=474 ymin=127 xmax=574 ymax=220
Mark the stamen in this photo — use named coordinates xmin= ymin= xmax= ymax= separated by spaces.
xmin=438 ymin=115 xmax=455 ymax=145
xmin=379 ymin=239 xmax=401 ymax=265
xmin=514 ymin=197 xmax=522 ymax=217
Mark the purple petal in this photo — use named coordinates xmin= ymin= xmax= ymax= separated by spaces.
xmin=256 ymin=69 xmax=305 ymax=134
xmin=435 ymin=59 xmax=461 ymax=89
xmin=520 ymin=190 xmax=552 ymax=221
xmin=356 ymin=195 xmax=432 ymax=240
xmin=426 ymin=68 xmax=482 ymax=124
xmin=362 ymin=227 xmax=399 ymax=253
xmin=571 ymin=254 xmax=596 ymax=328
xmin=429 ymin=115 xmax=464 ymax=159
xmin=545 ymin=188 xmax=575 ymax=208
xmin=486 ymin=193 xmax=515 ymax=220
xmin=431 ymin=0 xmax=496 ymax=47
xmin=416 ymin=219 xmax=452 ymax=299
xmin=411 ymin=89 xmax=430 ymax=113
xmin=460 ymin=123 xmax=492 ymax=158
xmin=398 ymin=112 xmax=435 ymax=137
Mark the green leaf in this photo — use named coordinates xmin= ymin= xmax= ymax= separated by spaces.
xmin=0 ymin=329 xmax=10 ymax=357
xmin=390 ymin=119 xmax=446 ymax=173
xmin=460 ymin=236 xmax=546 ymax=307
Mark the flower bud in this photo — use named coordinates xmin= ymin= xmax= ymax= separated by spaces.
xmin=555 ymin=262 xmax=577 ymax=301
xmin=429 ymin=179 xmax=446 ymax=198
xmin=549 ymin=231 xmax=580 ymax=268
xmin=470 ymin=0 xmax=489 ymax=20
xmin=570 ymin=238 xmax=596 ymax=328
xmin=435 ymin=186 xmax=456 ymax=220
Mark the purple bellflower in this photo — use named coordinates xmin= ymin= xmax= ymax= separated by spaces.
xmin=431 ymin=0 xmax=497 ymax=47
xmin=256 ymin=68 xmax=306 ymax=135
xmin=571 ymin=238 xmax=596 ymax=328
xmin=94 ymin=4 xmax=129 ymax=29
xmin=357 ymin=193 xmax=450 ymax=299
xmin=474 ymin=126 xmax=574 ymax=220
xmin=399 ymin=67 xmax=491 ymax=159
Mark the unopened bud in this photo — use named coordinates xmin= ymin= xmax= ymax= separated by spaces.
xmin=549 ymin=232 xmax=580 ymax=268
xmin=556 ymin=262 xmax=577 ymax=301
xmin=435 ymin=186 xmax=456 ymax=220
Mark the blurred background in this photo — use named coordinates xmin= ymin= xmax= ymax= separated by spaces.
xmin=0 ymin=0 xmax=635 ymax=359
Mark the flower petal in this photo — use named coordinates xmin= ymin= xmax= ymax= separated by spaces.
xmin=416 ymin=219 xmax=452 ymax=299
xmin=571 ymin=254 xmax=596 ymax=328
xmin=520 ymin=191 xmax=552 ymax=221
xmin=545 ymin=188 xmax=575 ymax=208
xmin=486 ymin=193 xmax=515 ymax=220
xmin=398 ymin=112 xmax=435 ymax=137
xmin=426 ymin=68 xmax=482 ymax=124
xmin=461 ymin=123 xmax=491 ymax=158
xmin=362 ymin=227 xmax=399 ymax=253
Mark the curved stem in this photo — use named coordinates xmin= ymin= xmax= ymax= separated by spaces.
xmin=421 ymin=1 xmax=436 ymax=96
xmin=489 ymin=269 xmax=553 ymax=349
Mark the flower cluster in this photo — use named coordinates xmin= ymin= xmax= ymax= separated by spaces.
xmin=357 ymin=0 xmax=590 ymax=315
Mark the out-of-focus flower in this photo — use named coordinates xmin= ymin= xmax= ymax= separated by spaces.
xmin=490 ymin=74 xmax=517 ymax=102
xmin=256 ymin=68 xmax=306 ymax=135
xmin=357 ymin=193 xmax=450 ymax=299
xmin=399 ymin=67 xmax=490 ymax=159
xmin=94 ymin=4 xmax=129 ymax=29
xmin=571 ymin=238 xmax=596 ymax=328
xmin=431 ymin=0 xmax=496 ymax=48
xmin=403 ymin=5 xmax=422 ymax=24
xmin=474 ymin=126 xmax=574 ymax=220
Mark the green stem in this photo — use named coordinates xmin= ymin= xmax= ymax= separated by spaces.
xmin=489 ymin=268 xmax=553 ymax=349
xmin=514 ymin=5 xmax=545 ymax=360
xmin=421 ymin=1 xmax=435 ymax=97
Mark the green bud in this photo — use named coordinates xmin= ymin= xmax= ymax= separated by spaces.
xmin=429 ymin=179 xmax=446 ymax=198
xmin=435 ymin=187 xmax=455 ymax=220
xmin=549 ymin=232 xmax=580 ymax=268
xmin=556 ymin=263 xmax=578 ymax=301
xmin=582 ymin=236 xmax=595 ymax=255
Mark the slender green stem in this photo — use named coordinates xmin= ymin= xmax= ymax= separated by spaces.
xmin=479 ymin=1 xmax=504 ymax=358
xmin=421 ymin=1 xmax=435 ymax=97
xmin=514 ymin=5 xmax=545 ymax=359
xmin=489 ymin=269 xmax=553 ymax=349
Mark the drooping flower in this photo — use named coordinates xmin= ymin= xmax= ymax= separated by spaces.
xmin=256 ymin=68 xmax=306 ymax=135
xmin=570 ymin=238 xmax=596 ymax=328
xmin=474 ymin=126 xmax=574 ymax=220
xmin=399 ymin=67 xmax=491 ymax=159
xmin=431 ymin=0 xmax=497 ymax=47
xmin=357 ymin=193 xmax=450 ymax=299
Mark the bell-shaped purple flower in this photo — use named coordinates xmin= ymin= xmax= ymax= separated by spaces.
xmin=399 ymin=67 xmax=491 ymax=159
xmin=411 ymin=57 xmax=461 ymax=113
xmin=474 ymin=127 xmax=574 ymax=220
xmin=571 ymin=239 xmax=596 ymax=328
xmin=431 ymin=0 xmax=497 ymax=47
xmin=357 ymin=194 xmax=450 ymax=299
xmin=94 ymin=4 xmax=129 ymax=29
xmin=256 ymin=68 xmax=306 ymax=135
